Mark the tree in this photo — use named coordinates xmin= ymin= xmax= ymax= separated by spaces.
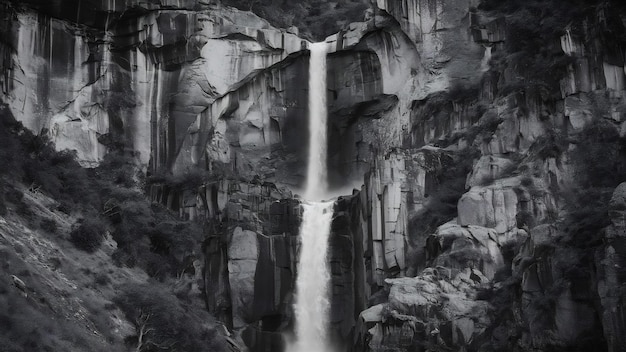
xmin=115 ymin=283 xmax=228 ymax=352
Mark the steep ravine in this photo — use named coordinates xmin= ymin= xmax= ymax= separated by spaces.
xmin=1 ymin=0 xmax=626 ymax=352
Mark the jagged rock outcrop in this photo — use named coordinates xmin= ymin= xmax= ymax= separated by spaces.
xmin=457 ymin=177 xmax=557 ymax=236
xmin=507 ymin=223 xmax=604 ymax=350
xmin=0 ymin=1 xmax=305 ymax=167
xmin=374 ymin=0 xmax=485 ymax=92
xmin=597 ymin=183 xmax=626 ymax=352
xmin=3 ymin=0 xmax=626 ymax=351
xmin=559 ymin=6 xmax=626 ymax=97
xmin=202 ymin=180 xmax=301 ymax=350
xmin=343 ymin=2 xmax=626 ymax=351
xmin=354 ymin=222 xmax=503 ymax=352
xmin=362 ymin=148 xmax=452 ymax=282
xmin=326 ymin=195 xmax=368 ymax=348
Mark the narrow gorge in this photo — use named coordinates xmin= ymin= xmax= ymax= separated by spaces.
xmin=0 ymin=0 xmax=625 ymax=352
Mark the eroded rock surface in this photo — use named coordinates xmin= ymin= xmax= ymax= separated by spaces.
xmin=597 ymin=183 xmax=626 ymax=352
xmin=2 ymin=1 xmax=626 ymax=352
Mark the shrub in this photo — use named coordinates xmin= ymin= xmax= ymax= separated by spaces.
xmin=408 ymin=148 xmax=479 ymax=246
xmin=93 ymin=273 xmax=111 ymax=286
xmin=4 ymin=186 xmax=23 ymax=204
xmin=112 ymin=248 xmax=137 ymax=268
xmin=516 ymin=210 xmax=534 ymax=228
xmin=520 ymin=176 xmax=533 ymax=187
xmin=561 ymin=120 xmax=626 ymax=248
xmin=480 ymin=0 xmax=589 ymax=99
xmin=0 ymin=270 xmax=110 ymax=352
xmin=0 ymin=195 xmax=5 ymax=216
xmin=448 ymin=82 xmax=481 ymax=103
xmin=39 ymin=219 xmax=58 ymax=234
xmin=465 ymin=113 xmax=503 ymax=145
xmin=1 ymin=106 xmax=102 ymax=214
xmin=114 ymin=283 xmax=228 ymax=352
xmin=95 ymin=152 xmax=139 ymax=188
xmin=574 ymin=120 xmax=624 ymax=188
xmin=144 ymin=253 xmax=174 ymax=281
xmin=70 ymin=217 xmax=107 ymax=253
xmin=16 ymin=201 xmax=33 ymax=220
xmin=529 ymin=130 xmax=566 ymax=160
xmin=222 ymin=0 xmax=367 ymax=40
xmin=0 ymin=105 xmax=24 ymax=180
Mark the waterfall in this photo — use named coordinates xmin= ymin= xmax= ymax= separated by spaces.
xmin=481 ymin=45 xmax=492 ymax=73
xmin=288 ymin=42 xmax=333 ymax=352
xmin=304 ymin=42 xmax=329 ymax=201
xmin=290 ymin=201 xmax=334 ymax=352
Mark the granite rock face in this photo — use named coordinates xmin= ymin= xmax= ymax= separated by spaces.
xmin=336 ymin=2 xmax=626 ymax=351
xmin=597 ymin=183 xmax=626 ymax=352
xmin=353 ymin=222 xmax=500 ymax=352
xmin=2 ymin=0 xmax=626 ymax=351
xmin=374 ymin=0 xmax=485 ymax=93
xmin=0 ymin=1 xmax=305 ymax=167
xmin=201 ymin=180 xmax=301 ymax=350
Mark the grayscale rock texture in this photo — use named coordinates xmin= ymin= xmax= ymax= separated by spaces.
xmin=1 ymin=0 xmax=626 ymax=351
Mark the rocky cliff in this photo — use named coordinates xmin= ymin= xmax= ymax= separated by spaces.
xmin=1 ymin=0 xmax=626 ymax=351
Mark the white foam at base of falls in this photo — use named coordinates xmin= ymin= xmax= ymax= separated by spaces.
xmin=288 ymin=201 xmax=334 ymax=352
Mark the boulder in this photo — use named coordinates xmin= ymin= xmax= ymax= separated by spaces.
xmin=466 ymin=155 xmax=514 ymax=188
xmin=430 ymin=223 xmax=505 ymax=280
xmin=353 ymin=218 xmax=508 ymax=351
xmin=356 ymin=266 xmax=491 ymax=351
xmin=457 ymin=178 xmax=520 ymax=234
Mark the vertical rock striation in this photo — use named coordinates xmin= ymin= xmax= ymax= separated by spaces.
xmin=3 ymin=0 xmax=626 ymax=351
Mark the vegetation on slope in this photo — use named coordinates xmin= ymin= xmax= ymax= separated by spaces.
xmin=471 ymin=1 xmax=626 ymax=350
xmin=480 ymin=0 xmax=625 ymax=101
xmin=397 ymin=0 xmax=626 ymax=349
xmin=0 ymin=104 xmax=229 ymax=352
xmin=221 ymin=0 xmax=369 ymax=40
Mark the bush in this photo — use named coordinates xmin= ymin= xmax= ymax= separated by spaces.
xmin=408 ymin=148 xmax=479 ymax=246
xmin=222 ymin=0 xmax=367 ymax=40
xmin=93 ymin=273 xmax=111 ymax=286
xmin=465 ymin=113 xmax=503 ymax=145
xmin=480 ymin=0 xmax=589 ymax=99
xmin=114 ymin=283 xmax=228 ymax=352
xmin=561 ymin=120 xmax=626 ymax=247
xmin=4 ymin=186 xmax=23 ymax=204
xmin=0 ymin=268 xmax=110 ymax=352
xmin=574 ymin=120 xmax=624 ymax=188
xmin=530 ymin=130 xmax=567 ymax=160
xmin=448 ymin=82 xmax=481 ymax=103
xmin=144 ymin=253 xmax=174 ymax=281
xmin=0 ymin=183 xmax=8 ymax=216
xmin=0 ymin=105 xmax=102 ymax=214
xmin=112 ymin=248 xmax=137 ymax=268
xmin=16 ymin=201 xmax=33 ymax=220
xmin=70 ymin=217 xmax=107 ymax=253
xmin=0 ymin=105 xmax=24 ymax=180
xmin=0 ymin=183 xmax=23 ymax=216
xmin=39 ymin=219 xmax=58 ymax=234
xmin=516 ymin=210 xmax=534 ymax=228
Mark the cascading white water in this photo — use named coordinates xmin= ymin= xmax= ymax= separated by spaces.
xmin=481 ymin=45 xmax=492 ymax=72
xmin=288 ymin=42 xmax=333 ymax=352
xmin=290 ymin=201 xmax=333 ymax=352
xmin=304 ymin=42 xmax=329 ymax=201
